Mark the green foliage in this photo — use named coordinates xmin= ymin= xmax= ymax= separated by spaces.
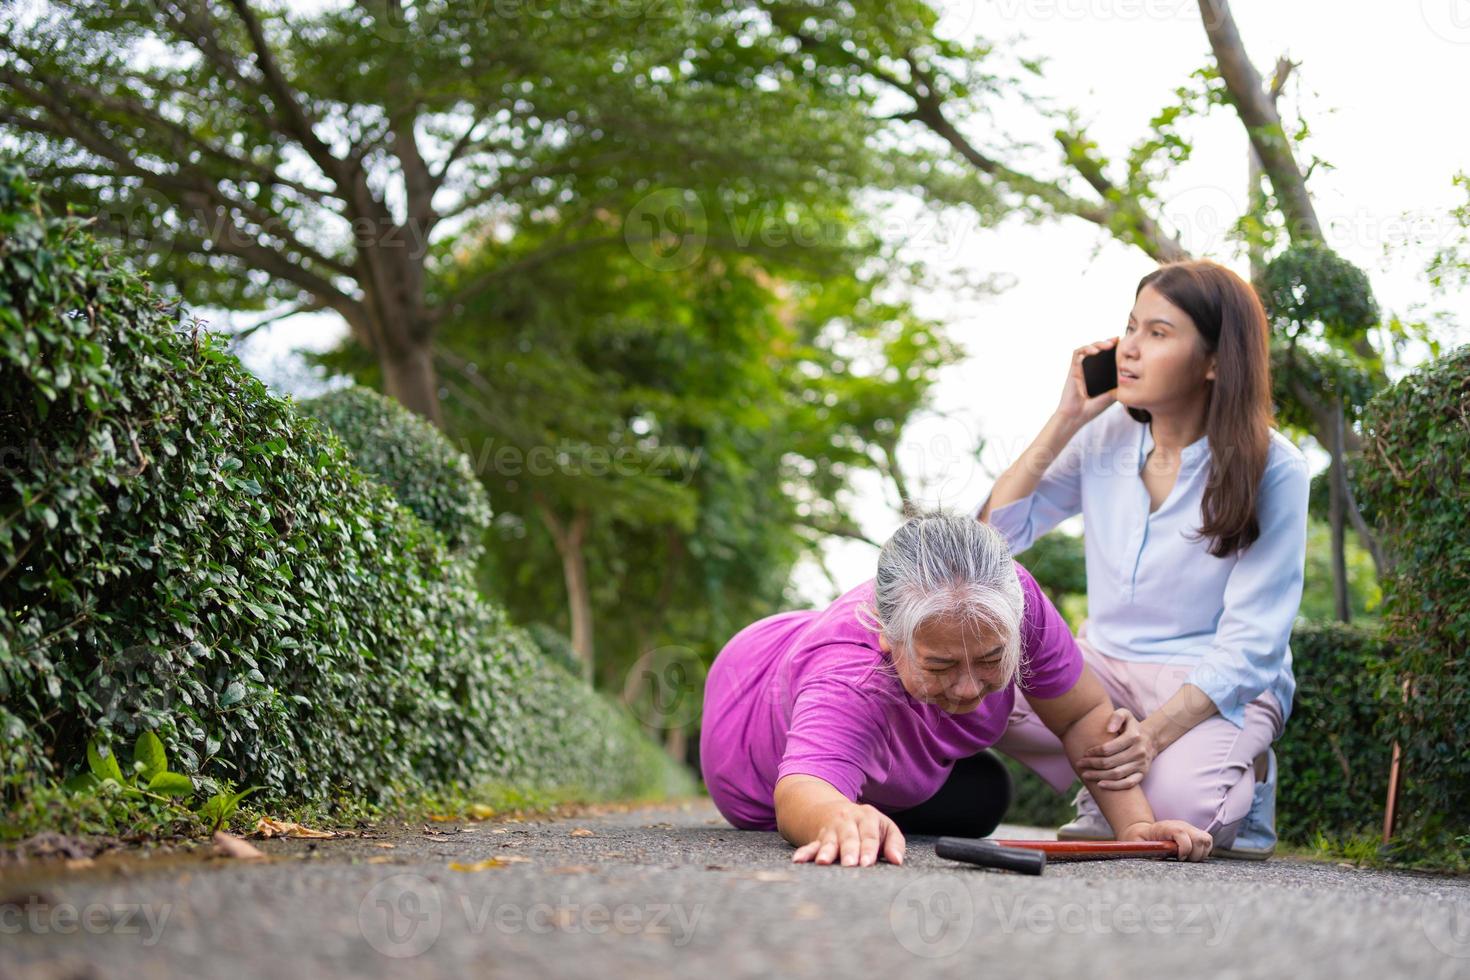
xmin=1275 ymin=622 xmax=1394 ymax=845
xmin=0 ymin=167 xmax=690 ymax=827
xmin=1262 ymin=242 xmax=1380 ymax=349
xmin=66 ymin=729 xmax=263 ymax=835
xmin=1427 ymin=172 xmax=1470 ymax=295
xmin=315 ymin=178 xmax=959 ymax=693
xmin=524 ymin=624 xmax=583 ymax=678
xmin=1356 ymin=345 xmax=1470 ymax=859
xmin=1020 ymin=532 xmax=1087 ymax=604
xmin=297 ymin=385 xmax=492 ymax=561
xmin=1297 ymin=515 xmax=1381 ymax=622
xmin=1262 ymin=242 xmax=1384 ymax=435
xmin=999 ymin=755 xmax=1077 ymax=830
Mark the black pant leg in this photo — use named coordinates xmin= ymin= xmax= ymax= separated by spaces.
xmin=887 ymin=749 xmax=1013 ymax=838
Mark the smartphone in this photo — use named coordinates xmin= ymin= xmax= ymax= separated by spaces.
xmin=1082 ymin=347 xmax=1118 ymax=398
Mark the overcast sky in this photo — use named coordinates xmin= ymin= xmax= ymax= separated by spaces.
xmin=231 ymin=0 xmax=1470 ymax=606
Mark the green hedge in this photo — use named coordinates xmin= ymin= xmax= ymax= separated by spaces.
xmin=0 ymin=167 xmax=690 ymax=817
xmin=524 ymin=622 xmax=585 ymax=678
xmin=1002 ymin=622 xmax=1397 ymax=845
xmin=297 ymin=385 xmax=492 ymax=562
xmin=1357 ymin=345 xmax=1470 ymax=858
xmin=1275 ymin=622 xmax=1392 ymax=844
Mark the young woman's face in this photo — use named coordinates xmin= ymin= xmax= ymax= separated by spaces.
xmin=886 ymin=617 xmax=1010 ymax=714
xmin=1114 ymin=284 xmax=1216 ymax=413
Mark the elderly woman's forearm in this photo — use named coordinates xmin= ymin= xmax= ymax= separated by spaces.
xmin=1061 ymin=701 xmax=1155 ymax=834
xmin=773 ymin=774 xmax=850 ymax=846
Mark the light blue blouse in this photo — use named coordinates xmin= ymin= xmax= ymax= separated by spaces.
xmin=983 ymin=403 xmax=1310 ymax=728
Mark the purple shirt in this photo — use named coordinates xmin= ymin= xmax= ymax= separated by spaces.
xmin=699 ymin=563 xmax=1083 ymax=831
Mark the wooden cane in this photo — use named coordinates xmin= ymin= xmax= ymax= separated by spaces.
xmin=989 ymin=839 xmax=1179 ymax=861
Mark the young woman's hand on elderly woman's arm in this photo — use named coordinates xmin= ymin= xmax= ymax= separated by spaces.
xmin=1026 ymin=664 xmax=1214 ymax=861
xmin=775 ymin=774 xmax=906 ymax=868
xmin=1076 ymin=683 xmax=1221 ymax=787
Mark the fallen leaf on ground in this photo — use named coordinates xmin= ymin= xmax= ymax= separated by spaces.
xmin=793 ymin=902 xmax=823 ymax=920
xmin=568 ymin=828 xmax=595 ymax=837
xmin=367 ymin=856 xmax=395 ymax=864
xmin=422 ymin=835 xmax=455 ymax=843
xmin=548 ymin=865 xmax=596 ymax=874
xmin=467 ymin=804 xmax=496 ymax=820
xmin=213 ymin=832 xmax=266 ymax=860
xmin=426 ymin=814 xmax=459 ymax=823
xmin=63 ymin=857 xmax=96 ymax=870
xmin=449 ymin=859 xmax=508 ymax=872
xmin=254 ymin=817 xmax=336 ymax=840
xmin=373 ymin=842 xmax=396 ymax=849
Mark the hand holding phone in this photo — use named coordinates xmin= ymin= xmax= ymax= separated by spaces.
xmin=1057 ymin=338 xmax=1120 ymax=425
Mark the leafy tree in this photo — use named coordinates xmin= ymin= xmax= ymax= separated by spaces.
xmin=314 ymin=192 xmax=957 ymax=687
xmin=0 ymin=0 xmax=874 ymax=425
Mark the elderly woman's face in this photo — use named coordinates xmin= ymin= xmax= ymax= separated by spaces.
xmin=884 ymin=617 xmax=1010 ymax=714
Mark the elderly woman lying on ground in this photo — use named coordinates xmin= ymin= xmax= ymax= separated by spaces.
xmin=699 ymin=510 xmax=1213 ymax=866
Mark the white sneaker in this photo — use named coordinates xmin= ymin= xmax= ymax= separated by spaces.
xmin=1215 ymin=747 xmax=1277 ymax=860
xmin=1056 ymin=787 xmax=1113 ymax=841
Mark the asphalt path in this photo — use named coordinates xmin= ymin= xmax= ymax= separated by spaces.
xmin=3 ymin=798 xmax=1468 ymax=979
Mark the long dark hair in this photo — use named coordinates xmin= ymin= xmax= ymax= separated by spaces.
xmin=1129 ymin=260 xmax=1273 ymax=558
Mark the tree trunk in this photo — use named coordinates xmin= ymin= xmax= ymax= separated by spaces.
xmin=536 ymin=499 xmax=594 ymax=683
xmin=1328 ymin=402 xmax=1351 ymax=622
xmin=664 ymin=725 xmax=688 ymax=767
xmin=380 ymin=340 xmax=443 ymax=429
xmin=1198 ymin=0 xmax=1323 ymax=241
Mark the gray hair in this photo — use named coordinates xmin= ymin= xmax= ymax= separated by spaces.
xmin=865 ymin=509 xmax=1027 ymax=685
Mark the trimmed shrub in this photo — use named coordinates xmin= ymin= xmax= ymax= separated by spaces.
xmin=1275 ymin=622 xmax=1393 ymax=844
xmin=1356 ymin=345 xmax=1470 ymax=858
xmin=524 ymin=623 xmax=584 ymax=678
xmin=0 ymin=167 xmax=690 ymax=816
xmin=297 ymin=385 xmax=492 ymax=562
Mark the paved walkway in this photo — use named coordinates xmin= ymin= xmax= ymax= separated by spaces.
xmin=3 ymin=798 xmax=1468 ymax=979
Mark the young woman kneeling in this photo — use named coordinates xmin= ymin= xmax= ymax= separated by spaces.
xmin=699 ymin=510 xmax=1213 ymax=867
